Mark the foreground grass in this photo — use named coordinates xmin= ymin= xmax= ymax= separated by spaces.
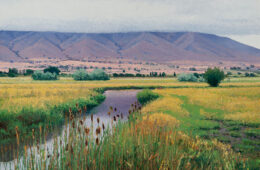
xmin=11 ymin=103 xmax=247 ymax=170
xmin=0 ymin=77 xmax=260 ymax=168
xmin=142 ymin=88 xmax=260 ymax=168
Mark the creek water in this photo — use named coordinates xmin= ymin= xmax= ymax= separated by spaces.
xmin=0 ymin=90 xmax=140 ymax=169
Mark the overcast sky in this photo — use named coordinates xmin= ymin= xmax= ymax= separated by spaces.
xmin=0 ymin=0 xmax=260 ymax=48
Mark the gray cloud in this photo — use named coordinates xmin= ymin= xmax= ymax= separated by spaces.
xmin=0 ymin=0 xmax=259 ymax=35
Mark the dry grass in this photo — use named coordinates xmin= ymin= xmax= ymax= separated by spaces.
xmin=158 ymin=88 xmax=260 ymax=123
xmin=0 ymin=83 xmax=94 ymax=112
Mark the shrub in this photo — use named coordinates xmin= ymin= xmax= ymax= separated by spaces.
xmin=8 ymin=68 xmax=18 ymax=77
xmin=24 ymin=69 xmax=34 ymax=76
xmin=89 ymin=69 xmax=110 ymax=80
xmin=73 ymin=69 xmax=90 ymax=81
xmin=73 ymin=69 xmax=110 ymax=81
xmin=32 ymin=70 xmax=58 ymax=80
xmin=204 ymin=67 xmax=225 ymax=87
xmin=44 ymin=66 xmax=61 ymax=75
xmin=177 ymin=73 xmax=198 ymax=82
xmin=137 ymin=89 xmax=159 ymax=105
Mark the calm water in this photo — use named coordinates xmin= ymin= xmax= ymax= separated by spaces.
xmin=0 ymin=90 xmax=140 ymax=169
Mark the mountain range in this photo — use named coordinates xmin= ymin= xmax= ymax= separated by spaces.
xmin=1 ymin=30 xmax=260 ymax=63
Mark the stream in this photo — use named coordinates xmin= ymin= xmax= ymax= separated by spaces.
xmin=0 ymin=90 xmax=140 ymax=169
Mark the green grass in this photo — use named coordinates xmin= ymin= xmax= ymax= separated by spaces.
xmin=0 ymin=91 xmax=105 ymax=145
xmin=16 ymin=108 xmax=247 ymax=170
xmin=152 ymin=93 xmax=260 ymax=168
xmin=137 ymin=89 xmax=159 ymax=105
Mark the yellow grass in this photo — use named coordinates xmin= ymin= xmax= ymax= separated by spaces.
xmin=1 ymin=76 xmax=260 ymax=118
xmin=142 ymin=93 xmax=189 ymax=117
xmin=0 ymin=83 xmax=94 ymax=112
xmin=145 ymin=88 xmax=260 ymax=123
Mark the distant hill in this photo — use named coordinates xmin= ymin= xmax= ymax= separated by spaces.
xmin=1 ymin=30 xmax=260 ymax=62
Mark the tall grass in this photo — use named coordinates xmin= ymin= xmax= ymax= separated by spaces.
xmin=137 ymin=89 xmax=159 ymax=105
xmin=10 ymin=102 xmax=247 ymax=170
xmin=0 ymin=91 xmax=105 ymax=144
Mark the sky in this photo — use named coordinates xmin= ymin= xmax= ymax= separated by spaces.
xmin=0 ymin=0 xmax=260 ymax=48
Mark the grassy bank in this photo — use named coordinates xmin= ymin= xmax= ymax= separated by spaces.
xmin=0 ymin=90 xmax=105 ymax=144
xmin=142 ymin=88 xmax=260 ymax=168
xmin=14 ymin=101 xmax=247 ymax=170
xmin=1 ymin=77 xmax=260 ymax=168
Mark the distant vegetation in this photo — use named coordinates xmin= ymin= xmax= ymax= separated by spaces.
xmin=177 ymin=73 xmax=198 ymax=82
xmin=204 ymin=67 xmax=225 ymax=87
xmin=73 ymin=69 xmax=110 ymax=81
xmin=43 ymin=66 xmax=61 ymax=75
xmin=32 ymin=70 xmax=58 ymax=80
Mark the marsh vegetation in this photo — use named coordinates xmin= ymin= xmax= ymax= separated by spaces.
xmin=0 ymin=76 xmax=259 ymax=169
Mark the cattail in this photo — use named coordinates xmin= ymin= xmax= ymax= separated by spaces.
xmin=129 ymin=110 xmax=131 ymax=114
xmin=96 ymin=127 xmax=101 ymax=136
xmin=84 ymin=127 xmax=90 ymax=135
xmin=78 ymin=126 xmax=81 ymax=133
xmin=97 ymin=117 xmax=100 ymax=124
xmin=69 ymin=108 xmax=72 ymax=114
xmin=32 ymin=129 xmax=35 ymax=140
xmin=102 ymin=123 xmax=105 ymax=130
xmin=113 ymin=116 xmax=116 ymax=122
xmin=76 ymin=103 xmax=79 ymax=108
xmin=117 ymin=114 xmax=119 ymax=118
xmin=85 ymin=139 xmax=88 ymax=146
xmin=83 ymin=106 xmax=87 ymax=112
xmin=121 ymin=113 xmax=123 ymax=119
xmin=79 ymin=120 xmax=83 ymax=125
xmin=114 ymin=107 xmax=117 ymax=112
xmin=72 ymin=121 xmax=75 ymax=128
xmin=39 ymin=125 xmax=42 ymax=135
xmin=70 ymin=146 xmax=74 ymax=154
xmin=78 ymin=109 xmax=82 ymax=114
xmin=91 ymin=114 xmax=93 ymax=122
xmin=107 ymin=112 xmax=111 ymax=116
xmin=110 ymin=106 xmax=113 ymax=111
xmin=15 ymin=126 xmax=19 ymax=146
xmin=24 ymin=145 xmax=27 ymax=157
xmin=96 ymin=138 xmax=99 ymax=145
xmin=65 ymin=144 xmax=68 ymax=151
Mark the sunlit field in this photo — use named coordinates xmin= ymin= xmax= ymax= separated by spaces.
xmin=142 ymin=87 xmax=260 ymax=167
xmin=0 ymin=76 xmax=260 ymax=169
xmin=1 ymin=76 xmax=260 ymax=113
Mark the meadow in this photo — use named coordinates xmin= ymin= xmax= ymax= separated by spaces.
xmin=0 ymin=76 xmax=260 ymax=169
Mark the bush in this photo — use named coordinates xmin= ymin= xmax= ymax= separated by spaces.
xmin=137 ymin=89 xmax=159 ymax=105
xmin=177 ymin=73 xmax=198 ymax=82
xmin=32 ymin=70 xmax=58 ymax=80
xmin=73 ymin=69 xmax=110 ymax=81
xmin=204 ymin=67 xmax=225 ymax=87
xmin=44 ymin=66 xmax=61 ymax=75
xmin=8 ymin=68 xmax=18 ymax=77
xmin=73 ymin=69 xmax=90 ymax=80
xmin=89 ymin=69 xmax=110 ymax=80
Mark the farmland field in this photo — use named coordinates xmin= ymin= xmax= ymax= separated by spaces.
xmin=0 ymin=76 xmax=260 ymax=169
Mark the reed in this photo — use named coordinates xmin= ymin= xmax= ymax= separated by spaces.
xmin=9 ymin=103 xmax=247 ymax=170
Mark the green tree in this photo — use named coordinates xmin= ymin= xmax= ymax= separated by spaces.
xmin=73 ymin=69 xmax=90 ymax=81
xmin=89 ymin=69 xmax=110 ymax=80
xmin=44 ymin=66 xmax=61 ymax=75
xmin=204 ymin=67 xmax=225 ymax=87
xmin=32 ymin=70 xmax=58 ymax=80
xmin=8 ymin=68 xmax=18 ymax=77
xmin=24 ymin=69 xmax=34 ymax=76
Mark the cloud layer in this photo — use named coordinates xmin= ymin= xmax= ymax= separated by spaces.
xmin=0 ymin=0 xmax=259 ymax=36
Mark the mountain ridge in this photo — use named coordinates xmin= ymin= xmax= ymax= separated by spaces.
xmin=0 ymin=30 xmax=260 ymax=62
